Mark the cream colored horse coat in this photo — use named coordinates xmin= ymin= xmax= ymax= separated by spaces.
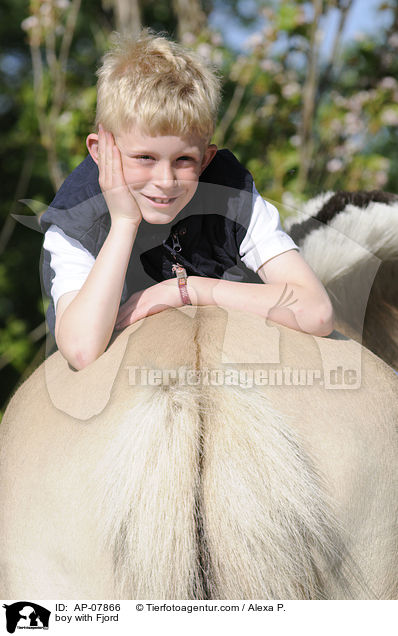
xmin=0 ymin=306 xmax=397 ymax=599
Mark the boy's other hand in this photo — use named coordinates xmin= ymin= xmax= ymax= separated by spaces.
xmin=114 ymin=279 xmax=181 ymax=329
xmin=98 ymin=124 xmax=143 ymax=227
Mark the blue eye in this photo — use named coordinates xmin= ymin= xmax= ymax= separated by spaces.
xmin=177 ymin=156 xmax=196 ymax=163
xmin=127 ymin=154 xmax=155 ymax=161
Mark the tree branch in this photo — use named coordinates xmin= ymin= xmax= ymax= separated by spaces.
xmin=297 ymin=0 xmax=323 ymax=192
xmin=319 ymin=0 xmax=353 ymax=93
xmin=53 ymin=0 xmax=82 ymax=115
xmin=0 ymin=152 xmax=35 ymax=256
xmin=113 ymin=0 xmax=141 ymax=38
xmin=214 ymin=83 xmax=245 ymax=147
xmin=172 ymin=0 xmax=206 ymax=39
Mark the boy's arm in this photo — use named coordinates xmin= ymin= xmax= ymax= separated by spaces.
xmin=55 ymin=218 xmax=140 ymax=369
xmin=115 ymin=249 xmax=333 ymax=337
xmin=55 ymin=127 xmax=143 ymax=370
xmin=186 ymin=249 xmax=334 ymax=336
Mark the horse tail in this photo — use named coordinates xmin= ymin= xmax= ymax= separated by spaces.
xmin=92 ymin=379 xmax=207 ymax=599
xmin=201 ymin=382 xmax=346 ymax=599
xmin=92 ymin=374 xmax=345 ymax=600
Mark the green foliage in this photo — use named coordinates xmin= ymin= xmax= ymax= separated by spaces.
xmin=212 ymin=1 xmax=398 ymax=201
xmin=0 ymin=318 xmax=36 ymax=373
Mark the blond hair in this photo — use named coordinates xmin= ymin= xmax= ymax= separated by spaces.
xmin=95 ymin=29 xmax=221 ymax=142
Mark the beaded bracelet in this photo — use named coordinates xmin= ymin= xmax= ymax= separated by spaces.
xmin=172 ymin=263 xmax=192 ymax=305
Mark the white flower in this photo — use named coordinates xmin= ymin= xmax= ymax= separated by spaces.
xmin=375 ymin=171 xmax=388 ymax=187
xmin=344 ymin=112 xmax=362 ymax=135
xmin=334 ymin=95 xmax=347 ymax=108
xmin=260 ymin=59 xmax=274 ymax=72
xmin=388 ymin=33 xmax=398 ymax=48
xmin=282 ymin=192 xmax=299 ymax=209
xmin=58 ymin=111 xmax=72 ymax=125
xmin=243 ymin=33 xmax=263 ymax=50
xmin=349 ymin=91 xmax=370 ymax=110
xmin=327 ymin=158 xmax=343 ymax=173
xmin=263 ymin=26 xmax=275 ymax=39
xmin=381 ymin=108 xmax=398 ymax=126
xmin=211 ymin=32 xmax=223 ymax=46
xmin=21 ymin=16 xmax=39 ymax=31
xmin=382 ymin=52 xmax=393 ymax=66
xmin=265 ymin=94 xmax=278 ymax=105
xmin=56 ymin=0 xmax=71 ymax=9
xmin=182 ymin=32 xmax=195 ymax=45
xmin=282 ymin=82 xmax=300 ymax=99
xmin=39 ymin=3 xmax=52 ymax=15
xmin=345 ymin=138 xmax=363 ymax=154
xmin=196 ymin=43 xmax=212 ymax=62
xmin=289 ymin=135 xmax=301 ymax=147
xmin=260 ymin=59 xmax=282 ymax=74
xmin=379 ymin=76 xmax=397 ymax=90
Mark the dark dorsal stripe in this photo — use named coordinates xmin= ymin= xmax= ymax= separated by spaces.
xmin=288 ymin=190 xmax=398 ymax=245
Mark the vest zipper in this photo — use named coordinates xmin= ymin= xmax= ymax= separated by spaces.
xmin=163 ymin=230 xmax=186 ymax=275
xmin=171 ymin=233 xmax=182 ymax=275
xmin=171 ymin=232 xmax=182 ymax=255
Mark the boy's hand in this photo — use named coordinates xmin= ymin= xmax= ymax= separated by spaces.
xmin=114 ymin=279 xmax=181 ymax=329
xmin=98 ymin=124 xmax=143 ymax=226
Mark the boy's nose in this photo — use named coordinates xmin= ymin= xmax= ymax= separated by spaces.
xmin=152 ymin=161 xmax=177 ymax=188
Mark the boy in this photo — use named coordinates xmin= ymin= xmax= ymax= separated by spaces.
xmin=40 ymin=30 xmax=333 ymax=371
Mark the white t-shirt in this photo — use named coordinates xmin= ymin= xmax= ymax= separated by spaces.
xmin=43 ymin=185 xmax=298 ymax=314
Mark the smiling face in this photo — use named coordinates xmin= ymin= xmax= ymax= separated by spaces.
xmin=88 ymin=127 xmax=217 ymax=225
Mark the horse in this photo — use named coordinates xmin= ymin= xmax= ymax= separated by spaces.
xmin=0 ymin=305 xmax=397 ymax=599
xmin=286 ymin=190 xmax=398 ymax=369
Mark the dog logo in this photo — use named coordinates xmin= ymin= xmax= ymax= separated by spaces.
xmin=2 ymin=602 xmax=51 ymax=633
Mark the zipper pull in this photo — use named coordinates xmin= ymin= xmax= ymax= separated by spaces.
xmin=172 ymin=262 xmax=184 ymax=276
xmin=172 ymin=232 xmax=182 ymax=253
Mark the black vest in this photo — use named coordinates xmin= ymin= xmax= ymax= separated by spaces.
xmin=40 ymin=149 xmax=261 ymax=336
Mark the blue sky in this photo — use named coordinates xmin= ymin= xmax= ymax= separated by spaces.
xmin=321 ymin=0 xmax=391 ymax=56
xmin=210 ymin=0 xmax=392 ymax=56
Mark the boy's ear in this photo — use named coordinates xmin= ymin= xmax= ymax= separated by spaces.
xmin=200 ymin=144 xmax=218 ymax=174
xmin=86 ymin=133 xmax=99 ymax=165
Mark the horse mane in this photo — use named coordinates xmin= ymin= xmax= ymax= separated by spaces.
xmin=288 ymin=190 xmax=398 ymax=244
xmin=285 ymin=190 xmax=398 ymax=369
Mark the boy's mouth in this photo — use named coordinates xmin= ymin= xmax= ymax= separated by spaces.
xmin=143 ymin=194 xmax=178 ymax=206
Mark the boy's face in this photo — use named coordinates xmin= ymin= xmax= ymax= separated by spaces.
xmin=88 ymin=127 xmax=217 ymax=225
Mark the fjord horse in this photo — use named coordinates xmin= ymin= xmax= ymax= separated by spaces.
xmin=0 ymin=306 xmax=397 ymax=599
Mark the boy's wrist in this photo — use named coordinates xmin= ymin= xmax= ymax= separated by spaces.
xmin=159 ymin=277 xmax=186 ymax=309
xmin=110 ymin=216 xmax=141 ymax=231
xmin=186 ymin=276 xmax=215 ymax=307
